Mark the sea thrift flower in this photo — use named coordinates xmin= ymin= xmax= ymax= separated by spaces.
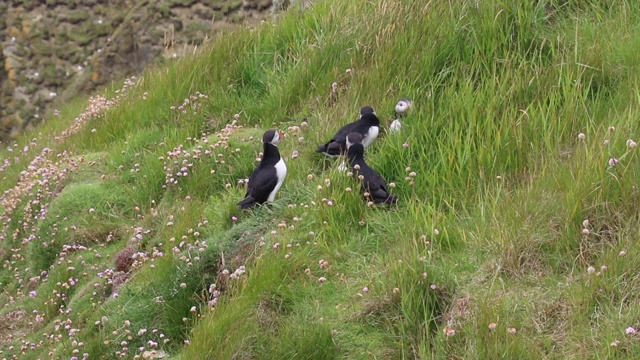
xmin=488 ymin=322 xmax=497 ymax=330
xmin=626 ymin=327 xmax=636 ymax=335
xmin=578 ymin=133 xmax=586 ymax=140
xmin=627 ymin=139 xmax=637 ymax=148
xmin=318 ymin=277 xmax=327 ymax=283
xmin=444 ymin=326 xmax=455 ymax=337
xmin=507 ymin=327 xmax=517 ymax=334
xmin=619 ymin=250 xmax=627 ymax=257
xmin=611 ymin=340 xmax=620 ymax=347
xmin=608 ymin=157 xmax=619 ymax=167
xmin=587 ymin=266 xmax=596 ymax=274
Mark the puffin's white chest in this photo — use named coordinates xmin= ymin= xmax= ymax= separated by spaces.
xmin=268 ymin=157 xmax=287 ymax=201
xmin=389 ymin=119 xmax=401 ymax=133
xmin=362 ymin=126 xmax=379 ymax=148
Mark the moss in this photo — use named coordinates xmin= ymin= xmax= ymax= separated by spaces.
xmin=229 ymin=12 xmax=246 ymax=24
xmin=24 ymin=83 xmax=38 ymax=95
xmin=31 ymin=40 xmax=53 ymax=57
xmin=153 ymin=3 xmax=172 ymax=18
xmin=229 ymin=0 xmax=243 ymax=11
xmin=170 ymin=0 xmax=198 ymax=7
xmin=184 ymin=21 xmax=211 ymax=45
xmin=87 ymin=23 xmax=112 ymax=37
xmin=63 ymin=9 xmax=91 ymax=24
xmin=68 ymin=28 xmax=93 ymax=46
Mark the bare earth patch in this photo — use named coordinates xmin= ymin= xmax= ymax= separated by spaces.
xmin=0 ymin=310 xmax=29 ymax=346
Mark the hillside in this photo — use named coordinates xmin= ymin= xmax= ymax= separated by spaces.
xmin=1 ymin=0 xmax=640 ymax=359
xmin=1 ymin=0 xmax=273 ymax=140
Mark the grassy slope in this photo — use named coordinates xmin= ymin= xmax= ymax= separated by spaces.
xmin=2 ymin=0 xmax=640 ymax=359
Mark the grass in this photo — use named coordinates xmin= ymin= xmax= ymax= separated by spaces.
xmin=1 ymin=0 xmax=640 ymax=358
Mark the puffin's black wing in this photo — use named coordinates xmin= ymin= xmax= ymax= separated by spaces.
xmin=317 ymin=121 xmax=359 ymax=155
xmin=360 ymin=167 xmax=398 ymax=204
xmin=331 ymin=121 xmax=359 ymax=140
xmin=238 ymin=167 xmax=278 ymax=209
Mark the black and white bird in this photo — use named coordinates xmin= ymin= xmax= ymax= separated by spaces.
xmin=390 ymin=98 xmax=412 ymax=134
xmin=316 ymin=106 xmax=380 ymax=158
xmin=346 ymin=132 xmax=398 ymax=205
xmin=237 ymin=129 xmax=287 ymax=210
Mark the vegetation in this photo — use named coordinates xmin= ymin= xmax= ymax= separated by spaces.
xmin=1 ymin=0 xmax=640 ymax=359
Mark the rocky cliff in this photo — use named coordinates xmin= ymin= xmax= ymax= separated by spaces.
xmin=0 ymin=0 xmax=273 ymax=140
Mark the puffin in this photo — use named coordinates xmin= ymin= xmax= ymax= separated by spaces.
xmin=237 ymin=129 xmax=287 ymax=210
xmin=390 ymin=98 xmax=412 ymax=134
xmin=346 ymin=132 xmax=398 ymax=205
xmin=316 ymin=106 xmax=380 ymax=157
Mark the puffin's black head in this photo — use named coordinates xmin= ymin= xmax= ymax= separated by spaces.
xmin=346 ymin=132 xmax=363 ymax=150
xmin=360 ymin=106 xmax=376 ymax=117
xmin=263 ymin=129 xmax=284 ymax=145
xmin=395 ymin=98 xmax=412 ymax=117
xmin=359 ymin=112 xmax=380 ymax=126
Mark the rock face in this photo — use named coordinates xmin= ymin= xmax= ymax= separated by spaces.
xmin=0 ymin=0 xmax=274 ymax=140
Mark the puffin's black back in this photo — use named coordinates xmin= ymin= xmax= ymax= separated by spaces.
xmin=317 ymin=112 xmax=380 ymax=156
xmin=347 ymin=133 xmax=397 ymax=204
